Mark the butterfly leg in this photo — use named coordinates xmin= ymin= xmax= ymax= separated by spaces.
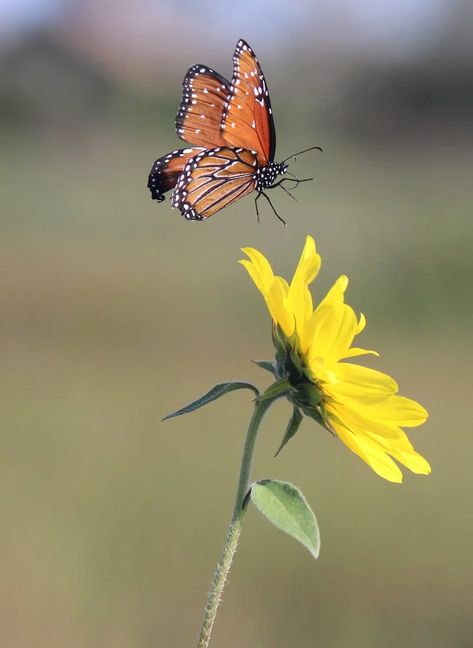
xmin=254 ymin=192 xmax=262 ymax=224
xmin=269 ymin=179 xmax=298 ymax=202
xmin=272 ymin=177 xmax=308 ymax=201
xmin=260 ymin=191 xmax=287 ymax=226
xmin=284 ymin=173 xmax=314 ymax=187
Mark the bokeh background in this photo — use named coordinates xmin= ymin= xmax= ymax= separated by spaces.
xmin=1 ymin=1 xmax=472 ymax=646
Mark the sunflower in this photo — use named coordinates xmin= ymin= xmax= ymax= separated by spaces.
xmin=240 ymin=236 xmax=430 ymax=483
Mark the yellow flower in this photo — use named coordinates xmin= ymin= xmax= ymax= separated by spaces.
xmin=240 ymin=236 xmax=430 ymax=483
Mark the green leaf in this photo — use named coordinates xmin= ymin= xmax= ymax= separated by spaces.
xmin=275 ymin=407 xmax=303 ymax=456
xmin=256 ymin=378 xmax=291 ymax=403
xmin=250 ymin=479 xmax=320 ymax=559
xmin=162 ymin=382 xmax=259 ymax=421
xmin=252 ymin=360 xmax=275 ymax=375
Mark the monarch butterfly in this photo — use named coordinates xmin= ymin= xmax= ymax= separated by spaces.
xmin=147 ymin=39 xmax=321 ymax=224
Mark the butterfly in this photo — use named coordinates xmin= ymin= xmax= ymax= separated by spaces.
xmin=147 ymin=39 xmax=321 ymax=224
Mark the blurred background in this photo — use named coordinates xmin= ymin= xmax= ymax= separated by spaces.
xmin=1 ymin=1 xmax=472 ymax=646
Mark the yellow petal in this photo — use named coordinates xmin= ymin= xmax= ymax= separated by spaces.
xmin=240 ymin=248 xmax=275 ymax=295
xmin=286 ymin=237 xmax=320 ymax=344
xmin=268 ymin=279 xmax=294 ymax=336
xmin=333 ymin=363 xmax=398 ymax=397
xmin=369 ymin=430 xmax=431 ymax=474
xmin=387 ymin=447 xmax=431 ymax=475
xmin=239 ymin=259 xmax=268 ymax=297
xmin=355 ymin=313 xmax=366 ymax=334
xmin=290 ymin=235 xmax=321 ymax=293
xmin=341 ymin=346 xmax=379 ymax=359
xmin=328 ymin=402 xmax=403 ymax=439
xmin=366 ymin=395 xmax=428 ymax=427
xmin=318 ymin=275 xmax=349 ymax=308
xmin=331 ymin=418 xmax=403 ymax=483
xmin=327 ymin=400 xmax=431 ymax=478
xmin=307 ymin=303 xmax=358 ymax=368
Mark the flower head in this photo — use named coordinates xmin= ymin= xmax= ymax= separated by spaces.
xmin=240 ymin=236 xmax=430 ymax=483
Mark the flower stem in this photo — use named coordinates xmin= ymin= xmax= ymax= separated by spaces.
xmin=196 ymin=397 xmax=272 ymax=648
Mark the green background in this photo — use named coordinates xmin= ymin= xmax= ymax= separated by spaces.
xmin=1 ymin=6 xmax=472 ymax=647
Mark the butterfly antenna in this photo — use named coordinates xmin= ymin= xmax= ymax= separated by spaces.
xmin=282 ymin=146 xmax=323 ymax=165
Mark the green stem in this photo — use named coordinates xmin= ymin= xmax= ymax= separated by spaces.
xmin=196 ymin=397 xmax=272 ymax=648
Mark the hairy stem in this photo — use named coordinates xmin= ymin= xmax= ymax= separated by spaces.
xmin=196 ymin=397 xmax=272 ymax=648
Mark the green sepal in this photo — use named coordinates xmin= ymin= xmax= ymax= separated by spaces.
xmin=162 ymin=381 xmax=260 ymax=421
xmin=275 ymin=406 xmax=303 ymax=457
xmin=271 ymin=323 xmax=288 ymax=356
xmin=269 ymin=324 xmax=334 ymax=437
xmin=256 ymin=378 xmax=291 ymax=403
xmin=271 ymin=324 xmax=305 ymax=385
xmin=291 ymin=382 xmax=322 ymax=409
xmin=250 ymin=479 xmax=320 ymax=559
xmin=288 ymin=340 xmax=304 ymax=377
xmin=271 ymin=324 xmax=291 ymax=378
xmin=290 ymin=386 xmax=333 ymax=434
xmin=252 ymin=360 xmax=276 ymax=375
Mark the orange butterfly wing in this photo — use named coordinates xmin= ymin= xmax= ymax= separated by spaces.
xmin=171 ymin=147 xmax=257 ymax=220
xmin=221 ymin=39 xmax=276 ymax=166
xmin=148 ymin=147 xmax=205 ymax=202
xmin=149 ymin=41 xmax=279 ymax=217
xmin=175 ymin=65 xmax=231 ymax=149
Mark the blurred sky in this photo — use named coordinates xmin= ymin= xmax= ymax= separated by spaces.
xmin=0 ymin=0 xmax=451 ymax=58
xmin=0 ymin=0 xmax=65 ymax=33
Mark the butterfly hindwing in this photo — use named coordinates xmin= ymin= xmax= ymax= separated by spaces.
xmin=148 ymin=147 xmax=205 ymax=202
xmin=176 ymin=65 xmax=231 ymax=149
xmin=171 ymin=147 xmax=257 ymax=220
xmin=221 ymin=39 xmax=276 ymax=166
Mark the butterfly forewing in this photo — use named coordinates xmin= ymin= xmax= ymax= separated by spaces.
xmin=148 ymin=147 xmax=205 ymax=202
xmin=171 ymin=147 xmax=257 ymax=220
xmin=176 ymin=65 xmax=231 ymax=149
xmin=221 ymin=39 xmax=276 ymax=166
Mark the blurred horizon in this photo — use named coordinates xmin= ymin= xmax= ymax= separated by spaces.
xmin=1 ymin=2 xmax=472 ymax=647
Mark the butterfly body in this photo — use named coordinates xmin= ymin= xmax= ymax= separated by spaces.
xmin=254 ymin=162 xmax=288 ymax=192
xmin=148 ymin=39 xmax=305 ymax=222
